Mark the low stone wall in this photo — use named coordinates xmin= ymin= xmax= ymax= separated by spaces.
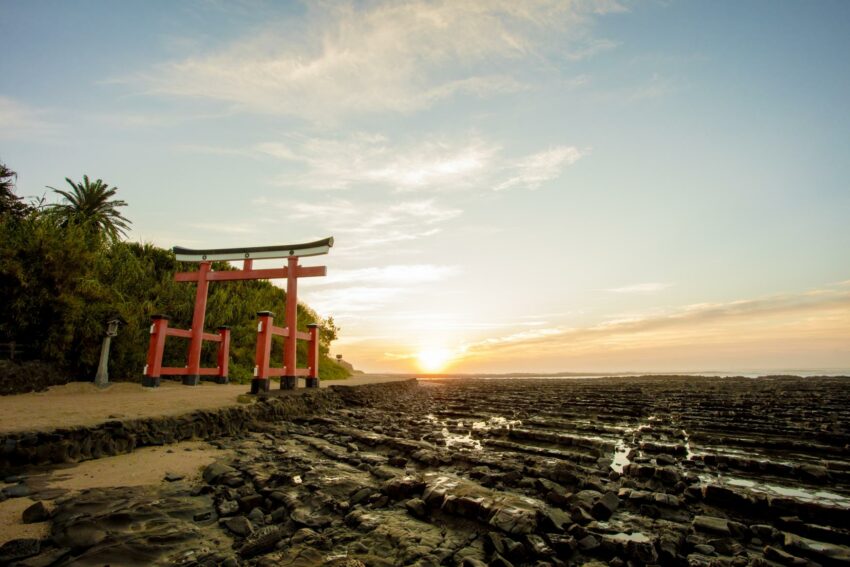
xmin=0 ymin=381 xmax=417 ymax=475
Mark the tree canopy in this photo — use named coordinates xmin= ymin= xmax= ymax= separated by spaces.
xmin=1 ymin=167 xmax=348 ymax=384
xmin=0 ymin=162 xmax=31 ymax=218
xmin=47 ymin=175 xmax=131 ymax=242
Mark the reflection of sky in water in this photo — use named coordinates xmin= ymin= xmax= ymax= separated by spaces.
xmin=422 ymin=413 xmax=527 ymax=451
xmin=441 ymin=427 xmax=482 ymax=450
xmin=701 ymin=474 xmax=850 ymax=508
xmin=472 ymin=416 xmax=522 ymax=431
xmin=611 ymin=441 xmax=631 ymax=474
xmin=611 ymin=416 xmax=656 ymax=474
xmin=682 ymin=429 xmax=695 ymax=460
xmin=607 ymin=532 xmax=651 ymax=543
xmin=687 ymin=443 xmax=800 ymax=466
xmin=425 ymin=412 xmax=512 ymax=451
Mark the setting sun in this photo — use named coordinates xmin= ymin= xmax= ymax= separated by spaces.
xmin=416 ymin=348 xmax=454 ymax=373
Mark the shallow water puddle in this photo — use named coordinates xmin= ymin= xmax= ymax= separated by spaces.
xmin=425 ymin=413 xmax=489 ymax=450
xmin=425 ymin=413 xmax=524 ymax=451
xmin=611 ymin=416 xmax=657 ymax=473
xmin=611 ymin=442 xmax=631 ymax=474
xmin=472 ymin=416 xmax=523 ymax=431
xmin=441 ymin=427 xmax=483 ymax=450
xmin=607 ymin=531 xmax=651 ymax=543
xmin=700 ymin=474 xmax=850 ymax=508
xmin=688 ymin=443 xmax=803 ymax=468
xmin=681 ymin=429 xmax=695 ymax=460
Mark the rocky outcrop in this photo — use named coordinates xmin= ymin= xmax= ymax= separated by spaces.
xmin=4 ymin=375 xmax=850 ymax=566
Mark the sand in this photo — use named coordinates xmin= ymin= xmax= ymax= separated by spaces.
xmin=0 ymin=441 xmax=228 ymax=545
xmin=0 ymin=374 xmax=408 ymax=547
xmin=40 ymin=440 xmax=229 ymax=491
xmin=0 ymin=374 xmax=408 ymax=434
xmin=0 ymin=440 xmax=230 ymax=545
xmin=0 ymin=496 xmax=50 ymax=545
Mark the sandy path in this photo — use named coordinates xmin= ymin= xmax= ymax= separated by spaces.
xmin=0 ymin=375 xmax=410 ymax=434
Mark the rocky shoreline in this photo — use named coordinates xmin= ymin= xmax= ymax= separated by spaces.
xmin=2 ymin=376 xmax=849 ymax=566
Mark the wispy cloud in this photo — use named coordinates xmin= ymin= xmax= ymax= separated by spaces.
xmin=90 ymin=109 xmax=237 ymax=129
xmin=306 ymin=265 xmax=460 ymax=317
xmin=459 ymin=283 xmax=850 ymax=362
xmin=494 ymin=146 xmax=584 ymax=191
xmin=266 ymin=197 xmax=462 ymax=226
xmin=319 ymin=264 xmax=459 ymax=287
xmin=118 ymin=0 xmax=623 ymax=120
xmin=307 ymin=286 xmax=410 ymax=315
xmin=598 ymin=72 xmax=678 ymax=104
xmin=187 ymin=221 xmax=260 ymax=235
xmin=242 ymin=133 xmax=583 ymax=193
xmin=0 ymin=97 xmax=60 ymax=140
xmin=270 ymin=197 xmax=462 ymax=254
xmin=255 ymin=134 xmax=499 ymax=192
xmin=605 ymin=282 xmax=673 ymax=293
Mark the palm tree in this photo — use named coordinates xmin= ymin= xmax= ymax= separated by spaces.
xmin=48 ymin=175 xmax=131 ymax=241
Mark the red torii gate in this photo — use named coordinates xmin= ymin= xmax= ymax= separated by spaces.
xmin=143 ymin=237 xmax=333 ymax=394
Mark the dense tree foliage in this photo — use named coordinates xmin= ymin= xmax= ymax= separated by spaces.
xmin=0 ymin=162 xmax=32 ymax=218
xmin=0 ymin=171 xmax=348 ymax=383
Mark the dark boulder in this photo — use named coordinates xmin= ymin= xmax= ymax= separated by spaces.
xmin=22 ymin=501 xmax=51 ymax=523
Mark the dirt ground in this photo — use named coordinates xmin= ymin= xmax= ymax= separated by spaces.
xmin=0 ymin=496 xmax=49 ymax=544
xmin=0 ymin=374 xmax=408 ymax=546
xmin=0 ymin=440 xmax=230 ymax=545
xmin=0 ymin=374 xmax=408 ymax=434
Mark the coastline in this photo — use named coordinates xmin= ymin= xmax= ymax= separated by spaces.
xmin=1 ymin=375 xmax=848 ymax=566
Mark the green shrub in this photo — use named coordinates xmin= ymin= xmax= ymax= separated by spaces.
xmin=0 ymin=211 xmax=348 ymax=385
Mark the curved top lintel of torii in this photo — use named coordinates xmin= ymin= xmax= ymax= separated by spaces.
xmin=172 ymin=237 xmax=334 ymax=262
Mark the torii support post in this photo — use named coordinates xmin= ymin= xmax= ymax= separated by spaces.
xmin=185 ymin=261 xmax=211 ymax=385
xmin=143 ymin=315 xmax=170 ymax=387
xmin=282 ymin=255 xmax=299 ymax=390
xmin=215 ymin=326 xmax=231 ymax=384
xmin=306 ymin=323 xmax=320 ymax=388
xmin=252 ymin=311 xmax=275 ymax=394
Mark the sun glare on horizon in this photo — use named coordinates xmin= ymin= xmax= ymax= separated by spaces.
xmin=416 ymin=347 xmax=454 ymax=373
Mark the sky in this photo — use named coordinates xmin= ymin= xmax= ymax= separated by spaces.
xmin=2 ymin=0 xmax=849 ymax=374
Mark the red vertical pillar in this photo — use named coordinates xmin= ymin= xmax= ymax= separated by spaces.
xmin=216 ymin=325 xmax=231 ymax=384
xmin=282 ymin=256 xmax=299 ymax=390
xmin=185 ymin=261 xmax=211 ymax=386
xmin=306 ymin=323 xmax=319 ymax=388
xmin=144 ymin=315 xmax=169 ymax=387
xmin=253 ymin=311 xmax=274 ymax=394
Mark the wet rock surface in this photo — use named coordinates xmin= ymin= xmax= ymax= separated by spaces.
xmin=8 ymin=376 xmax=850 ymax=566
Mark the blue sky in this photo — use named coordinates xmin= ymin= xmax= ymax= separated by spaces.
xmin=2 ymin=0 xmax=849 ymax=373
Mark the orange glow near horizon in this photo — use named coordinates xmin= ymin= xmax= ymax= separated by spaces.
xmin=416 ymin=347 xmax=455 ymax=373
xmin=333 ymin=283 xmax=850 ymax=374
